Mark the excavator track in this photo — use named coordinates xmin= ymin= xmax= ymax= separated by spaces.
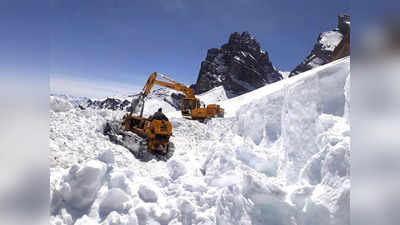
xmin=103 ymin=120 xmax=174 ymax=162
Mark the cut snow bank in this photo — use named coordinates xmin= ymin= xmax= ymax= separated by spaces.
xmin=221 ymin=57 xmax=350 ymax=117
xmin=233 ymin=57 xmax=350 ymax=184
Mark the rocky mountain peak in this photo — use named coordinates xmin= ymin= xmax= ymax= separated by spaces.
xmin=290 ymin=14 xmax=350 ymax=77
xmin=224 ymin=31 xmax=260 ymax=53
xmin=192 ymin=31 xmax=282 ymax=97
xmin=338 ymin=14 xmax=350 ymax=34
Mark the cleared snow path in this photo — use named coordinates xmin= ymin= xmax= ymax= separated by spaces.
xmin=50 ymin=57 xmax=350 ymax=225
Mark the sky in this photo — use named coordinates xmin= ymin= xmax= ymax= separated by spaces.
xmin=1 ymin=0 xmax=352 ymax=98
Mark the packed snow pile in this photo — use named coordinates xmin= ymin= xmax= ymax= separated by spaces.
xmin=50 ymin=57 xmax=350 ymax=225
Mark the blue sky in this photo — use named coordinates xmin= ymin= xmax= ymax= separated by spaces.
xmin=2 ymin=0 xmax=351 ymax=98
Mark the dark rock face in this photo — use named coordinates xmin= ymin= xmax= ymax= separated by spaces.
xmin=193 ymin=31 xmax=282 ymax=97
xmin=290 ymin=14 xmax=350 ymax=77
xmin=84 ymin=88 xmax=184 ymax=112
xmin=86 ymin=98 xmax=131 ymax=111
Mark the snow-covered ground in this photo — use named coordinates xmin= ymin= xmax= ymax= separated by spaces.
xmin=50 ymin=57 xmax=350 ymax=225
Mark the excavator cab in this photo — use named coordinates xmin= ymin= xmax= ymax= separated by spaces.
xmin=181 ymin=98 xmax=200 ymax=116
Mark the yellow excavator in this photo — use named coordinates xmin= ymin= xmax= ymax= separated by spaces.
xmin=141 ymin=72 xmax=224 ymax=121
xmin=103 ymin=110 xmax=174 ymax=161
xmin=103 ymin=74 xmax=175 ymax=161
xmin=103 ymin=72 xmax=223 ymax=161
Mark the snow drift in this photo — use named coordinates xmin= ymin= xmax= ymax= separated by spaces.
xmin=50 ymin=57 xmax=350 ymax=225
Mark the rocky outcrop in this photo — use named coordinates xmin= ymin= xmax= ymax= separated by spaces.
xmin=290 ymin=14 xmax=350 ymax=77
xmin=86 ymin=98 xmax=131 ymax=111
xmin=192 ymin=31 xmax=282 ymax=97
xmin=84 ymin=88 xmax=184 ymax=112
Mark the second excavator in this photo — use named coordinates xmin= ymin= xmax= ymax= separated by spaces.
xmin=141 ymin=72 xmax=224 ymax=122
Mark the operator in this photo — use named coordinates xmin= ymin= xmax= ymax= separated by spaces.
xmin=151 ymin=108 xmax=169 ymax=121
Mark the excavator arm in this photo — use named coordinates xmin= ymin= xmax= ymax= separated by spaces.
xmin=142 ymin=72 xmax=195 ymax=98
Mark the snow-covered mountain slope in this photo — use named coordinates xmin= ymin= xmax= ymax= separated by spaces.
xmin=50 ymin=57 xmax=350 ymax=225
xmin=278 ymin=71 xmax=291 ymax=79
xmin=290 ymin=15 xmax=350 ymax=77
xmin=197 ymin=86 xmax=228 ymax=105
xmin=83 ymin=88 xmax=183 ymax=116
xmin=50 ymin=93 xmax=89 ymax=108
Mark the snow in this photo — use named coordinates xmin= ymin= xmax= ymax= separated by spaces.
xmin=51 ymin=160 xmax=107 ymax=218
xmin=50 ymin=57 xmax=350 ymax=225
xmin=279 ymin=71 xmax=290 ymax=79
xmin=50 ymin=96 xmax=74 ymax=113
xmin=167 ymin=159 xmax=187 ymax=180
xmin=99 ymin=188 xmax=130 ymax=218
xmin=197 ymin=86 xmax=228 ymax=105
xmin=319 ymin=31 xmax=343 ymax=52
xmin=344 ymin=73 xmax=350 ymax=122
xmin=98 ymin=150 xmax=115 ymax=164
xmin=138 ymin=185 xmax=158 ymax=203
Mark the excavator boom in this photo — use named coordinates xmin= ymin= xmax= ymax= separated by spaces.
xmin=142 ymin=72 xmax=195 ymax=98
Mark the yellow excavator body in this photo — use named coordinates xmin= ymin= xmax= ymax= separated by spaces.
xmin=122 ymin=113 xmax=172 ymax=153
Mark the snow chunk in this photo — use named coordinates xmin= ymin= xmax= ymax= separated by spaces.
xmin=216 ymin=185 xmax=252 ymax=225
xmin=74 ymin=215 xmax=98 ymax=225
xmin=138 ymin=185 xmax=158 ymax=203
xmin=109 ymin=172 xmax=129 ymax=192
xmin=167 ymin=159 xmax=186 ymax=180
xmin=59 ymin=160 xmax=107 ymax=211
xmin=178 ymin=199 xmax=194 ymax=214
xmin=102 ymin=211 xmax=138 ymax=225
xmin=50 ymin=96 xmax=73 ymax=112
xmin=99 ymin=188 xmax=130 ymax=218
xmin=98 ymin=149 xmax=115 ymax=164
xmin=134 ymin=206 xmax=160 ymax=225
xmin=177 ymin=199 xmax=194 ymax=225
